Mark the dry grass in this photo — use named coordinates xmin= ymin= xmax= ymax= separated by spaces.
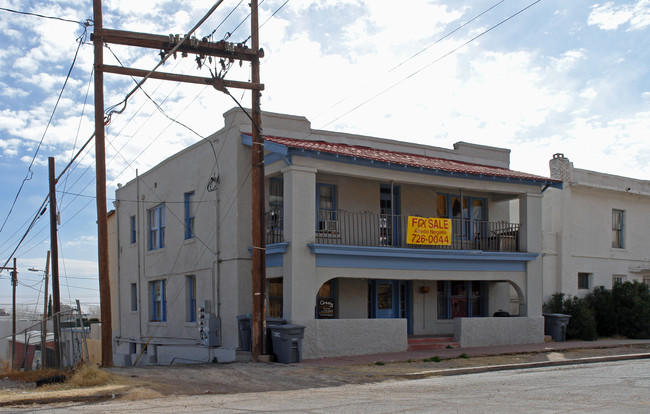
xmin=66 ymin=364 xmax=113 ymax=388
xmin=1 ymin=358 xmax=113 ymax=389
xmin=0 ymin=358 xmax=62 ymax=383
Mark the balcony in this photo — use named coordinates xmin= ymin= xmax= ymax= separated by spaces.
xmin=267 ymin=210 xmax=520 ymax=252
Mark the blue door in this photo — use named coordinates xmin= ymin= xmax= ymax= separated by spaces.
xmin=369 ymin=280 xmax=412 ymax=333
xmin=375 ymin=281 xmax=397 ymax=318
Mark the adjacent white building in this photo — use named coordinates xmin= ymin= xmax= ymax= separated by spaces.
xmin=542 ymin=153 xmax=650 ymax=299
xmin=110 ymin=108 xmax=562 ymax=366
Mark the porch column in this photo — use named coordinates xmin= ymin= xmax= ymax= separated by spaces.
xmin=519 ymin=192 xmax=543 ymax=317
xmin=282 ymin=165 xmax=317 ymax=321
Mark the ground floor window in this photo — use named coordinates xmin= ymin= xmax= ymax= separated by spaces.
xmin=150 ymin=279 xmax=166 ymax=322
xmin=316 ymin=279 xmax=337 ymax=319
xmin=437 ymin=280 xmax=486 ymax=319
xmin=268 ymin=278 xmax=283 ymax=318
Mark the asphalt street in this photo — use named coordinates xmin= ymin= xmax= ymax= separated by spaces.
xmin=9 ymin=358 xmax=650 ymax=413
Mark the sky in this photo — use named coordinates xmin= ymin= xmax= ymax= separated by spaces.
xmin=0 ymin=0 xmax=648 ymax=315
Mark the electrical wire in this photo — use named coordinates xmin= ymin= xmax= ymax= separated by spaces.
xmin=0 ymin=6 xmax=91 ymax=26
xmin=318 ymin=0 xmax=544 ymax=130
xmin=0 ymin=25 xmax=88 ymax=236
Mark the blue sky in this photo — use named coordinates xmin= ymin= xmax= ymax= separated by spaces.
xmin=0 ymin=0 xmax=649 ymax=313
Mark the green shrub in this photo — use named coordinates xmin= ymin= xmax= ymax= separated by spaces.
xmin=562 ymin=296 xmax=598 ymax=341
xmin=543 ymin=292 xmax=566 ymax=314
xmin=613 ymin=281 xmax=650 ymax=339
xmin=543 ymin=293 xmax=597 ymax=341
xmin=585 ymin=286 xmax=617 ymax=337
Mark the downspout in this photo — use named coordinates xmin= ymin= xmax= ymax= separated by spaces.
xmin=213 ymin=175 xmax=221 ymax=342
xmin=136 ymin=170 xmax=143 ymax=338
xmin=459 ymin=188 xmax=464 ymax=250
xmin=114 ymin=198 xmax=121 ymax=340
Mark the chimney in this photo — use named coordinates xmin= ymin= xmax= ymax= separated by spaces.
xmin=549 ymin=153 xmax=572 ymax=182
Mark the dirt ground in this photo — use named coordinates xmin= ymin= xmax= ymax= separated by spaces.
xmin=2 ymin=345 xmax=650 ymax=406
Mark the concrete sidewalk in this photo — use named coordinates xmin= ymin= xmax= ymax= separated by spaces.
xmin=300 ymin=338 xmax=650 ymax=367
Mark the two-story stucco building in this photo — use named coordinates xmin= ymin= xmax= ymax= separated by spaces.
xmin=110 ymin=108 xmax=561 ymax=366
xmin=542 ymin=153 xmax=650 ymax=299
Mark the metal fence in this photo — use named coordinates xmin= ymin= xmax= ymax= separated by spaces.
xmin=266 ymin=210 xmax=520 ymax=252
xmin=314 ymin=210 xmax=520 ymax=252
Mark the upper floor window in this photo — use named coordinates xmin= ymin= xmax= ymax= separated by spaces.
xmin=612 ymin=274 xmax=626 ymax=285
xmin=184 ymin=192 xmax=195 ymax=240
xmin=130 ymin=215 xmax=136 ymax=244
xmin=149 ymin=204 xmax=165 ymax=250
xmin=578 ymin=272 xmax=591 ymax=290
xmin=612 ymin=209 xmax=624 ymax=248
xmin=317 ymin=183 xmax=337 ymax=230
xmin=269 ymin=178 xmax=283 ymax=229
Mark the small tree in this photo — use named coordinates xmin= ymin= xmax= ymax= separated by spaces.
xmin=585 ymin=286 xmax=617 ymax=337
xmin=562 ymin=296 xmax=598 ymax=341
xmin=613 ymin=281 xmax=650 ymax=339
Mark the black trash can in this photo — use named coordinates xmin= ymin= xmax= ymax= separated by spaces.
xmin=269 ymin=324 xmax=305 ymax=363
xmin=543 ymin=313 xmax=571 ymax=342
xmin=237 ymin=315 xmax=287 ymax=352
xmin=237 ymin=315 xmax=252 ymax=351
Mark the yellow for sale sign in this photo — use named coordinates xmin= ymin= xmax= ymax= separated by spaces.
xmin=407 ymin=216 xmax=452 ymax=245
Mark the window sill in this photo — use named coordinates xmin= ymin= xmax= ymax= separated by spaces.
xmin=148 ymin=321 xmax=167 ymax=326
xmin=183 ymin=237 xmax=196 ymax=245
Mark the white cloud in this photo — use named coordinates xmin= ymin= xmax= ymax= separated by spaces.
xmin=588 ymin=1 xmax=650 ymax=30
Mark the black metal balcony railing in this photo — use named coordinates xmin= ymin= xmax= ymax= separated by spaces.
xmin=266 ymin=210 xmax=520 ymax=252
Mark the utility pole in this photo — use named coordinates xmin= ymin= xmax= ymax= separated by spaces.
xmin=48 ymin=157 xmax=61 ymax=369
xmin=90 ymin=0 xmax=265 ymax=360
xmin=249 ymin=0 xmax=266 ymax=361
xmin=1 ymin=259 xmax=18 ymax=369
xmin=93 ymin=0 xmax=113 ymax=368
xmin=41 ymin=251 xmax=50 ymax=368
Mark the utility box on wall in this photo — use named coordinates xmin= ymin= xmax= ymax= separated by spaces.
xmin=199 ymin=300 xmax=220 ymax=347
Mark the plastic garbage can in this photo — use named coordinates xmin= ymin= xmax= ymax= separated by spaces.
xmin=543 ymin=313 xmax=571 ymax=342
xmin=269 ymin=324 xmax=305 ymax=363
xmin=237 ymin=315 xmax=287 ymax=352
xmin=237 ymin=315 xmax=252 ymax=351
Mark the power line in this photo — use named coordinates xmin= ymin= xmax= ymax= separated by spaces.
xmin=0 ymin=6 xmax=91 ymax=26
xmin=0 ymin=25 xmax=88 ymax=236
xmin=319 ymin=0 xmax=544 ymax=130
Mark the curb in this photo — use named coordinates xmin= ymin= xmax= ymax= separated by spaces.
xmin=0 ymin=392 xmax=123 ymax=408
xmin=394 ymin=352 xmax=650 ymax=379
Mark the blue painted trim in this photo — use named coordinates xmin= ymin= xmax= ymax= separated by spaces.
xmin=307 ymin=244 xmax=538 ymax=272
xmin=241 ymin=134 xmax=289 ymax=156
xmin=248 ymin=242 xmax=289 ymax=267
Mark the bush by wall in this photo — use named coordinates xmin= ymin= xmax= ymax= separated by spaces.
xmin=544 ymin=281 xmax=650 ymax=341
xmin=543 ymin=293 xmax=597 ymax=341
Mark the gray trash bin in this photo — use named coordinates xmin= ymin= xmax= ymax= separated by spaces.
xmin=543 ymin=313 xmax=571 ymax=342
xmin=237 ymin=315 xmax=287 ymax=352
xmin=269 ymin=324 xmax=305 ymax=363
xmin=237 ymin=315 xmax=252 ymax=351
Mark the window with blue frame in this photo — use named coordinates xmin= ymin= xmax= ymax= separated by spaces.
xmin=184 ymin=192 xmax=195 ymax=240
xmin=437 ymin=281 xmax=485 ymax=319
xmin=316 ymin=183 xmax=337 ymax=232
xmin=187 ymin=275 xmax=196 ymax=322
xmin=130 ymin=216 xmax=136 ymax=244
xmin=150 ymin=280 xmax=166 ymax=322
xmin=436 ymin=194 xmax=486 ymax=240
xmin=269 ymin=178 xmax=283 ymax=230
xmin=148 ymin=204 xmax=165 ymax=250
xmin=130 ymin=283 xmax=137 ymax=311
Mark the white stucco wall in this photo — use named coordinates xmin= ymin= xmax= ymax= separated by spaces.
xmin=543 ymin=155 xmax=650 ymax=300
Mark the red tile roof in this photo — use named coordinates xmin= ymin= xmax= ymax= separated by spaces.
xmin=264 ymin=135 xmax=558 ymax=183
